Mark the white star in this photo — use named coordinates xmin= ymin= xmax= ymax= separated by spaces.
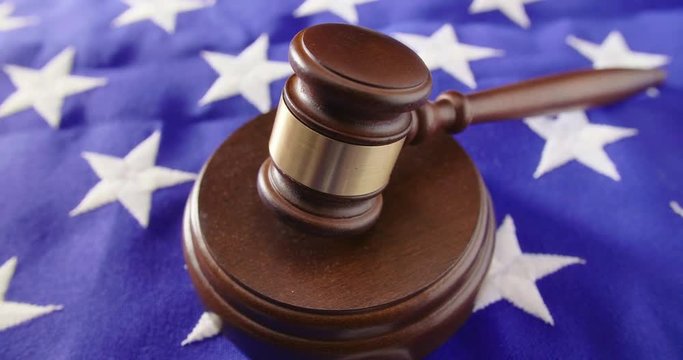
xmin=566 ymin=31 xmax=670 ymax=70
xmin=70 ymin=131 xmax=196 ymax=228
xmin=469 ymin=0 xmax=541 ymax=29
xmin=671 ymin=201 xmax=683 ymax=219
xmin=293 ymin=0 xmax=376 ymax=24
xmin=474 ymin=216 xmax=584 ymax=325
xmin=525 ymin=111 xmax=638 ymax=181
xmin=182 ymin=312 xmax=222 ymax=346
xmin=112 ymin=0 xmax=214 ymax=34
xmin=0 ymin=47 xmax=107 ymax=128
xmin=394 ymin=24 xmax=503 ymax=89
xmin=199 ymin=35 xmax=291 ymax=113
xmin=0 ymin=2 xmax=38 ymax=31
xmin=0 ymin=257 xmax=63 ymax=331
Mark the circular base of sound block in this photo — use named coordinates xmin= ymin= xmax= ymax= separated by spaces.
xmin=182 ymin=111 xmax=495 ymax=359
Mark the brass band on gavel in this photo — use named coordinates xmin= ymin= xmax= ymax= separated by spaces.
xmin=269 ymin=98 xmax=405 ymax=197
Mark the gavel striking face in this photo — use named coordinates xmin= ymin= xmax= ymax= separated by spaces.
xmin=256 ymin=23 xmax=664 ymax=236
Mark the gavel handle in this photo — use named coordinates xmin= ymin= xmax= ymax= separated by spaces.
xmin=408 ymin=68 xmax=666 ymax=144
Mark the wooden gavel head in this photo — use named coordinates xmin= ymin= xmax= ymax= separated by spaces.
xmin=256 ymin=23 xmax=665 ymax=236
xmin=257 ymin=23 xmax=433 ymax=236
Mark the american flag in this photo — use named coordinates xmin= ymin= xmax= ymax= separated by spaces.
xmin=0 ymin=0 xmax=680 ymax=359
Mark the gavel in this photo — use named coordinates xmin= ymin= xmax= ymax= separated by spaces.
xmin=256 ymin=23 xmax=664 ymax=237
xmin=183 ymin=23 xmax=667 ymax=358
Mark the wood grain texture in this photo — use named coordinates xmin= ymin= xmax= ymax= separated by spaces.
xmin=183 ymin=112 xmax=496 ymax=359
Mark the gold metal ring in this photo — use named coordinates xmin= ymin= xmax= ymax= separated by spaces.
xmin=269 ymin=99 xmax=405 ymax=197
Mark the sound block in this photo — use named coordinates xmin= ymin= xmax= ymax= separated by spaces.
xmin=182 ymin=111 xmax=495 ymax=359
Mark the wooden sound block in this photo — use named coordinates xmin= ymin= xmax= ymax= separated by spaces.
xmin=182 ymin=111 xmax=496 ymax=359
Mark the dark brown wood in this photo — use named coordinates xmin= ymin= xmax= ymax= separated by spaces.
xmin=286 ymin=23 xmax=432 ymax=145
xmin=183 ymin=111 xmax=495 ymax=359
xmin=408 ymin=68 xmax=666 ymax=143
xmin=257 ymin=160 xmax=383 ymax=236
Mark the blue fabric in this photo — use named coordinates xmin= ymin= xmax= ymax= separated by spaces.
xmin=0 ymin=0 xmax=681 ymax=359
